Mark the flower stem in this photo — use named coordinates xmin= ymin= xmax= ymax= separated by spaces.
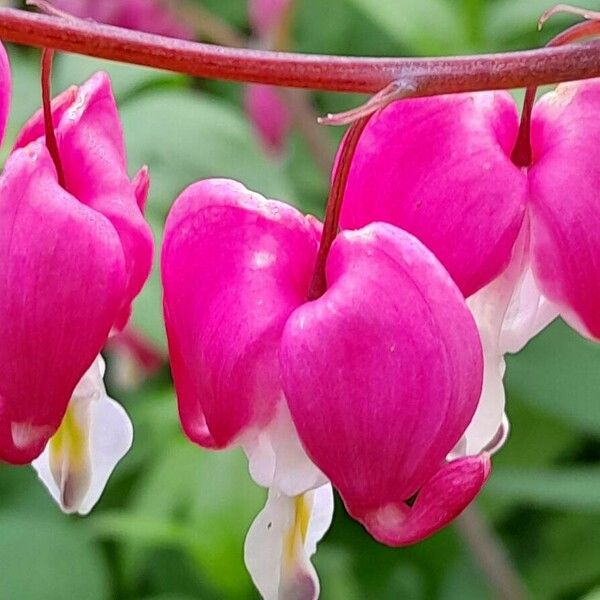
xmin=41 ymin=47 xmax=65 ymax=187
xmin=1 ymin=8 xmax=600 ymax=95
xmin=456 ymin=505 xmax=528 ymax=600
xmin=512 ymin=18 xmax=600 ymax=167
xmin=307 ymin=116 xmax=369 ymax=301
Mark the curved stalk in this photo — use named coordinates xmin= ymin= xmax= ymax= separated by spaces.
xmin=0 ymin=8 xmax=599 ymax=95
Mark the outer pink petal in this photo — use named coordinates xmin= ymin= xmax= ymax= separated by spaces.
xmin=244 ymin=84 xmax=291 ymax=155
xmin=529 ymin=79 xmax=600 ymax=339
xmin=161 ymin=179 xmax=319 ymax=449
xmin=339 ymin=92 xmax=527 ymax=297
xmin=0 ymin=145 xmax=127 ymax=464
xmin=0 ymin=42 xmax=11 ymax=148
xmin=14 ymin=72 xmax=153 ymax=330
xmin=363 ymin=455 xmax=490 ymax=546
xmin=280 ymin=223 xmax=483 ymax=536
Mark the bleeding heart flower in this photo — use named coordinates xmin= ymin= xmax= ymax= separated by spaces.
xmin=0 ymin=72 xmax=153 ymax=515
xmin=244 ymin=84 xmax=291 ymax=156
xmin=162 ymin=177 xmax=488 ymax=600
xmin=53 ymin=0 xmax=195 ymax=39
xmin=245 ymin=0 xmax=293 ymax=155
xmin=340 ymin=79 xmax=600 ymax=456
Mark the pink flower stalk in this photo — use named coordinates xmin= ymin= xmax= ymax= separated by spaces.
xmin=245 ymin=0 xmax=292 ymax=155
xmin=340 ymin=79 xmax=600 ymax=456
xmin=0 ymin=71 xmax=152 ymax=514
xmin=52 ymin=0 xmax=195 ymax=40
xmin=162 ymin=179 xmax=488 ymax=557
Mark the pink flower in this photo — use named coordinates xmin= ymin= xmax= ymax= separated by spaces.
xmin=52 ymin=0 xmax=194 ymax=39
xmin=248 ymin=0 xmax=293 ymax=39
xmin=0 ymin=72 xmax=152 ymax=514
xmin=245 ymin=0 xmax=293 ymax=155
xmin=244 ymin=84 xmax=291 ymax=155
xmin=162 ymin=178 xmax=488 ymax=588
xmin=340 ymin=79 xmax=600 ymax=456
xmin=0 ymin=42 xmax=10 ymax=146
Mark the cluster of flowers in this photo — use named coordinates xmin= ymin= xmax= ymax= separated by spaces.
xmin=2 ymin=6 xmax=600 ymax=600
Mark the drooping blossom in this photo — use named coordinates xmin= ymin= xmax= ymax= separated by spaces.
xmin=162 ymin=178 xmax=488 ymax=594
xmin=340 ymin=79 xmax=600 ymax=456
xmin=0 ymin=72 xmax=153 ymax=515
xmin=52 ymin=0 xmax=195 ymax=39
xmin=245 ymin=0 xmax=292 ymax=154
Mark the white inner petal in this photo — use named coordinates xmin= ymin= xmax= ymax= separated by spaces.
xmin=32 ymin=355 xmax=133 ymax=515
xmin=244 ymin=483 xmax=334 ymax=600
xmin=455 ymin=219 xmax=558 ymax=458
xmin=242 ymin=400 xmax=327 ymax=496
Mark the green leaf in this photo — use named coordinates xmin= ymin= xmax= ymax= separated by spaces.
xmin=483 ymin=0 xmax=583 ymax=49
xmin=526 ymin=515 xmax=600 ymax=598
xmin=54 ymin=53 xmax=178 ymax=102
xmin=505 ymin=320 xmax=600 ymax=437
xmin=343 ymin=0 xmax=469 ymax=55
xmin=492 ymin=398 xmax=576 ymax=469
xmin=315 ymin=546 xmax=363 ymax=600
xmin=3 ymin=49 xmax=42 ymax=154
xmin=120 ymin=88 xmax=295 ymax=220
xmin=487 ymin=466 xmax=600 ymax=512
xmin=110 ymin=440 xmax=262 ymax=599
xmin=0 ymin=513 xmax=110 ymax=600
xmin=438 ymin=555 xmax=493 ymax=600
xmin=131 ymin=214 xmax=166 ymax=349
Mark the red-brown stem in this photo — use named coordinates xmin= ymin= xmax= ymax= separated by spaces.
xmin=1 ymin=9 xmax=600 ymax=95
xmin=512 ymin=19 xmax=600 ymax=166
xmin=307 ymin=116 xmax=369 ymax=300
xmin=41 ymin=47 xmax=65 ymax=187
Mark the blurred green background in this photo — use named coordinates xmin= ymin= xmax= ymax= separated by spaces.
xmin=2 ymin=0 xmax=600 ymax=598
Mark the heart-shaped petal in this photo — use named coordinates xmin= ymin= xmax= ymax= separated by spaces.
xmin=529 ymin=79 xmax=600 ymax=340
xmin=162 ymin=179 xmax=320 ymax=449
xmin=340 ymin=92 xmax=527 ymax=297
xmin=280 ymin=222 xmax=484 ymax=542
xmin=0 ymin=145 xmax=127 ymax=464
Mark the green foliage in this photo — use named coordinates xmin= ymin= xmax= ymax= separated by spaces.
xmin=0 ymin=512 xmax=110 ymax=599
xmin=2 ymin=1 xmax=600 ymax=599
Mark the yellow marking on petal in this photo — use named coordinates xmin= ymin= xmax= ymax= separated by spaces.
xmin=49 ymin=403 xmax=91 ymax=510
xmin=284 ymin=493 xmax=313 ymax=567
xmin=49 ymin=405 xmax=86 ymax=473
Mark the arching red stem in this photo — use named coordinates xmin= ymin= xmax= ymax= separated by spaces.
xmin=307 ymin=116 xmax=370 ymax=301
xmin=41 ymin=48 xmax=66 ymax=188
xmin=0 ymin=9 xmax=599 ymax=95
